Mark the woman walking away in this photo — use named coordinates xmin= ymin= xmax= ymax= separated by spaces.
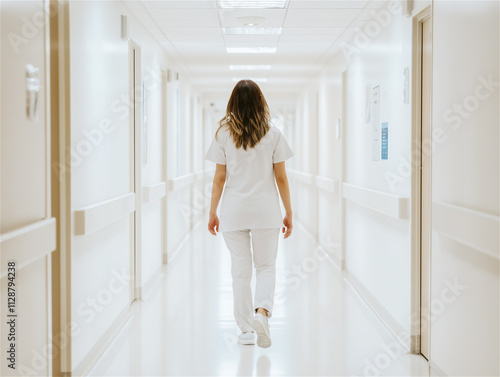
xmin=205 ymin=80 xmax=294 ymax=348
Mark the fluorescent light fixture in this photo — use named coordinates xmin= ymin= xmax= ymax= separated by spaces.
xmin=232 ymin=78 xmax=268 ymax=83
xmin=230 ymin=65 xmax=272 ymax=71
xmin=226 ymin=47 xmax=276 ymax=54
xmin=219 ymin=0 xmax=289 ymax=9
xmin=223 ymin=27 xmax=282 ymax=35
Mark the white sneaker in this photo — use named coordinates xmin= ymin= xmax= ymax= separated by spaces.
xmin=238 ymin=332 xmax=255 ymax=345
xmin=252 ymin=313 xmax=271 ymax=348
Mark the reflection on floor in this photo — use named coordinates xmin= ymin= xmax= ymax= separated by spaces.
xmin=89 ymin=224 xmax=429 ymax=376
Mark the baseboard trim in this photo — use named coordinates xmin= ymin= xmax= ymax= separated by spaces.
xmin=429 ymin=360 xmax=447 ymax=377
xmin=72 ymin=305 xmax=133 ymax=377
xmin=411 ymin=334 xmax=420 ymax=354
xmin=294 ymin=220 xmax=317 ymax=243
xmin=318 ymin=237 xmax=343 ymax=271
xmin=167 ymin=232 xmax=190 ymax=263
xmin=135 ymin=286 xmax=142 ymax=300
xmin=167 ymin=220 xmax=202 ymax=264
xmin=295 ymin=220 xmax=342 ymax=271
xmin=296 ymin=220 xmax=410 ymax=354
xmin=344 ymin=268 xmax=411 ymax=352
xmin=141 ymin=266 xmax=164 ymax=302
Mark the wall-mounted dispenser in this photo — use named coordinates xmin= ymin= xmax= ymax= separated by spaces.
xmin=26 ymin=64 xmax=40 ymax=121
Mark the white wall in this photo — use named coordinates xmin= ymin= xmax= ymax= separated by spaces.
xmin=293 ymin=87 xmax=319 ymax=238
xmin=68 ymin=0 xmax=204 ymax=372
xmin=178 ymin=79 xmax=192 ymax=176
xmin=343 ymin=5 xmax=413 ymax=338
xmin=430 ymin=1 xmax=499 ymax=375
xmin=317 ymin=62 xmax=344 ymax=264
xmin=293 ymin=2 xmax=414 ymax=340
xmin=166 ymin=78 xmax=189 ymax=258
xmin=69 ymin=1 xmax=134 ymax=370
xmin=166 ymin=77 xmax=206 ymax=260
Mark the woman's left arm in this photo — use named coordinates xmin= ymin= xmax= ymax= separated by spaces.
xmin=208 ymin=164 xmax=226 ymax=235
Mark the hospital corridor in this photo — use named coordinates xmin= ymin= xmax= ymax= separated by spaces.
xmin=0 ymin=0 xmax=499 ymax=376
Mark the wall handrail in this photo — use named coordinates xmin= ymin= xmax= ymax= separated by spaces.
xmin=315 ymin=176 xmax=337 ymax=193
xmin=142 ymin=182 xmax=167 ymax=203
xmin=74 ymin=193 xmax=135 ymax=236
xmin=168 ymin=173 xmax=195 ymax=191
xmin=168 ymin=169 xmax=214 ymax=192
xmin=288 ymin=169 xmax=314 ymax=185
xmin=288 ymin=169 xmax=338 ymax=193
xmin=343 ymin=183 xmax=409 ymax=220
xmin=0 ymin=217 xmax=56 ymax=277
xmin=433 ymin=201 xmax=499 ymax=260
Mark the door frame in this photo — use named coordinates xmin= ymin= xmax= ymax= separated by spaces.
xmin=410 ymin=4 xmax=432 ymax=356
xmin=50 ymin=0 xmax=73 ymax=374
xmin=340 ymin=69 xmax=348 ymax=270
xmin=161 ymin=69 xmax=169 ymax=264
xmin=129 ymin=40 xmax=142 ymax=301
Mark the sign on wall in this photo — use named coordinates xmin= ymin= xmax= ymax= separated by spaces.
xmin=142 ymin=80 xmax=148 ymax=164
xmin=381 ymin=122 xmax=388 ymax=160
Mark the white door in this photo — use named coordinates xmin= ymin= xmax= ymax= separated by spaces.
xmin=0 ymin=1 xmax=55 ymax=376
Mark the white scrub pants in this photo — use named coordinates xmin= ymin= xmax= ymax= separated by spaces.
xmin=222 ymin=228 xmax=280 ymax=333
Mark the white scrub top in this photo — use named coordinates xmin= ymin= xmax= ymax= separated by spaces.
xmin=205 ymin=125 xmax=294 ymax=232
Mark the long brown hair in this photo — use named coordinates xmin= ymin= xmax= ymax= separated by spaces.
xmin=216 ymin=80 xmax=271 ymax=150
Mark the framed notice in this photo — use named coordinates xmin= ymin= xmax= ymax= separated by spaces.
xmin=142 ymin=80 xmax=148 ymax=164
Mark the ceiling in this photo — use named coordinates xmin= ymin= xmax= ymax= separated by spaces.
xmin=124 ymin=0 xmax=388 ymax=110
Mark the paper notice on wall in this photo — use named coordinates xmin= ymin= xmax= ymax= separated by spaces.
xmin=372 ymin=86 xmax=381 ymax=161
xmin=142 ymin=80 xmax=148 ymax=164
xmin=381 ymin=122 xmax=388 ymax=160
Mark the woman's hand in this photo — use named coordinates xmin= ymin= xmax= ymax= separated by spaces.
xmin=208 ymin=164 xmax=225 ymax=236
xmin=282 ymin=213 xmax=293 ymax=239
xmin=208 ymin=213 xmax=220 ymax=236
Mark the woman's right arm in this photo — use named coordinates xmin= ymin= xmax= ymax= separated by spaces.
xmin=274 ymin=161 xmax=293 ymax=239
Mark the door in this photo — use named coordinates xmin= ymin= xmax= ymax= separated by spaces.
xmin=1 ymin=1 xmax=55 ymax=376
xmin=420 ymin=15 xmax=432 ymax=360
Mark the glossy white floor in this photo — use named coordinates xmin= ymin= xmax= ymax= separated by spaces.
xmin=88 ymin=223 xmax=429 ymax=376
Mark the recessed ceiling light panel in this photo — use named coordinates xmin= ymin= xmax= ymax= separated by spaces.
xmin=219 ymin=0 xmax=289 ymax=9
xmin=230 ymin=65 xmax=272 ymax=71
xmin=226 ymin=47 xmax=277 ymax=54
xmin=223 ymin=27 xmax=282 ymax=35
